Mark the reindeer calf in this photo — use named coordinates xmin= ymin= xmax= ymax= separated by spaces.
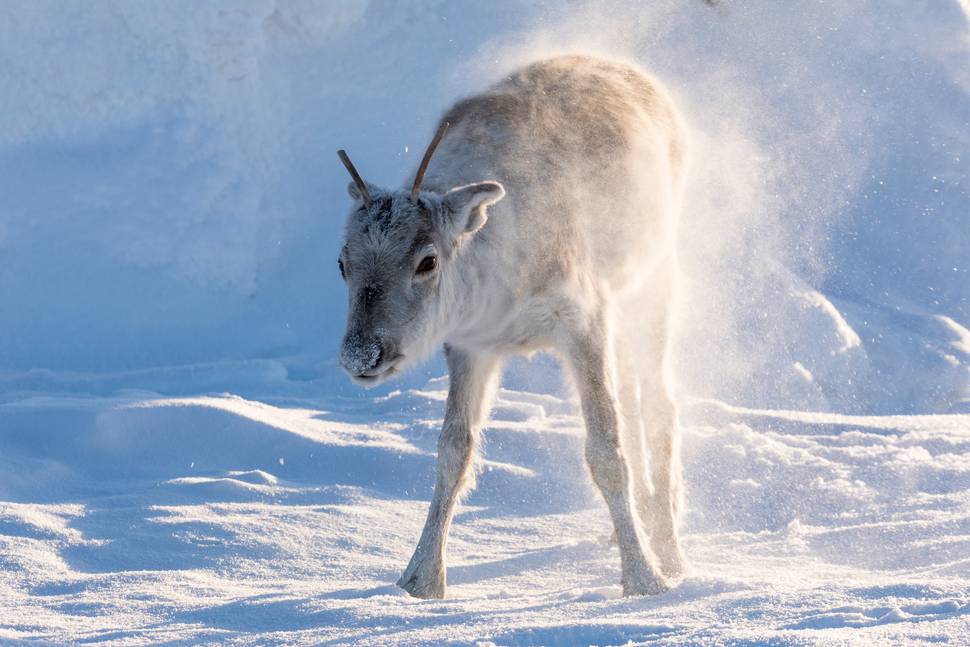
xmin=336 ymin=55 xmax=687 ymax=598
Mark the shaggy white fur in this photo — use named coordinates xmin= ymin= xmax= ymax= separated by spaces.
xmin=337 ymin=55 xmax=688 ymax=598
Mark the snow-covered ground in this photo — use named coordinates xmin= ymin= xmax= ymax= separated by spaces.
xmin=1 ymin=1 xmax=969 ymax=644
xmin=2 ymin=379 xmax=969 ymax=644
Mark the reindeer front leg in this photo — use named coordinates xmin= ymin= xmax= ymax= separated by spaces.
xmin=398 ymin=346 xmax=500 ymax=599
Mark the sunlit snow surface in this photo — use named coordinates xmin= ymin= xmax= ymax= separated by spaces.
xmin=1 ymin=378 xmax=968 ymax=645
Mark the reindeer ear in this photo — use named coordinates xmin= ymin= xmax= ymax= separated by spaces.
xmin=347 ymin=182 xmax=364 ymax=202
xmin=440 ymin=181 xmax=505 ymax=237
xmin=347 ymin=181 xmax=381 ymax=205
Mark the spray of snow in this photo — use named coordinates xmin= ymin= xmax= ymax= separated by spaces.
xmin=452 ymin=1 xmax=878 ymax=411
xmin=455 ymin=1 xmax=970 ymax=414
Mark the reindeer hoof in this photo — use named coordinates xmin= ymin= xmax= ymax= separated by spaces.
xmin=622 ymin=575 xmax=669 ymax=597
xmin=397 ymin=561 xmax=446 ymax=599
xmin=656 ymin=547 xmax=687 ymax=580
xmin=621 ymin=561 xmax=670 ymax=597
xmin=651 ymin=535 xmax=688 ymax=580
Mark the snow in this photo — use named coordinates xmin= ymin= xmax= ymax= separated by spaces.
xmin=2 ymin=385 xmax=969 ymax=644
xmin=2 ymin=0 xmax=969 ymax=644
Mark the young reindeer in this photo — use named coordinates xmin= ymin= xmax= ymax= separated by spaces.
xmin=335 ymin=55 xmax=687 ymax=598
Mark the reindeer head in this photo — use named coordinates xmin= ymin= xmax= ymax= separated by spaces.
xmin=336 ymin=123 xmax=505 ymax=387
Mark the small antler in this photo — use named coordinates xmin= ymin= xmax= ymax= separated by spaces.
xmin=411 ymin=121 xmax=450 ymax=201
xmin=337 ymin=149 xmax=372 ymax=208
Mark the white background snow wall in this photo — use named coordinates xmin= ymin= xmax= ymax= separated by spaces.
xmin=1 ymin=0 xmax=967 ymax=412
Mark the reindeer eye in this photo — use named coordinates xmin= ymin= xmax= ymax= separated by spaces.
xmin=416 ymin=255 xmax=437 ymax=275
xmin=338 ymin=258 xmax=346 ymax=279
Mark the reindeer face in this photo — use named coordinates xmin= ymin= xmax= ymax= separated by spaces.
xmin=338 ymin=190 xmax=439 ymax=386
xmin=335 ymin=125 xmax=504 ymax=387
xmin=337 ymin=182 xmax=505 ymax=387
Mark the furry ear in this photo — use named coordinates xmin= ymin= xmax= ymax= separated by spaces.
xmin=347 ymin=182 xmax=362 ymax=201
xmin=440 ymin=181 xmax=506 ymax=238
xmin=347 ymin=181 xmax=379 ymax=204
